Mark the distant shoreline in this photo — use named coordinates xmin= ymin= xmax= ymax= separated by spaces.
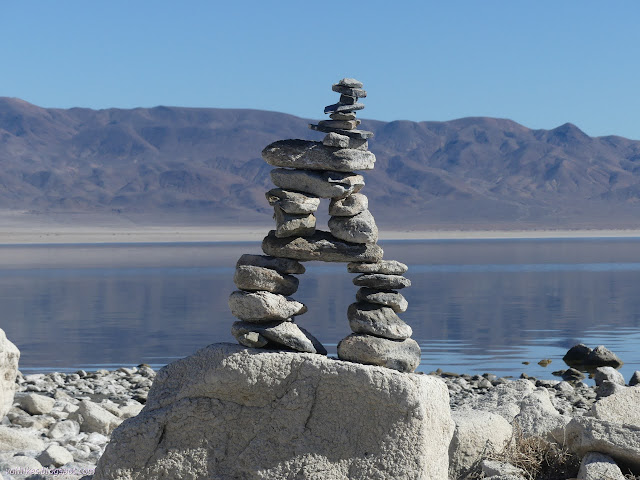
xmin=2 ymin=226 xmax=640 ymax=245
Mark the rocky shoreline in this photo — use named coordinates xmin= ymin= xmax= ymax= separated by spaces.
xmin=0 ymin=356 xmax=638 ymax=479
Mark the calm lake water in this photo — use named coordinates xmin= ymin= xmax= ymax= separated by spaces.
xmin=2 ymin=238 xmax=640 ymax=383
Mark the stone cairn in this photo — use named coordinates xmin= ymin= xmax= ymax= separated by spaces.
xmin=228 ymin=78 xmax=421 ymax=373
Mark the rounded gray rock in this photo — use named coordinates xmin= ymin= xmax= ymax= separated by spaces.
xmin=266 ymin=188 xmax=320 ymax=214
xmin=353 ymin=273 xmax=411 ymax=289
xmin=236 ymin=254 xmax=305 ymax=275
xmin=328 ymin=193 xmax=368 ymax=217
xmin=270 ymin=168 xmax=364 ymax=199
xmin=347 ymin=302 xmax=412 ymax=340
xmin=263 ymin=140 xmax=375 ymax=172
xmin=228 ymin=291 xmax=307 ymax=322
xmin=563 ymin=343 xmax=592 ymax=366
xmin=234 ymin=265 xmax=299 ymax=296
xmin=594 ymin=366 xmax=625 ymax=387
xmin=337 ymin=334 xmax=421 ymax=373
xmin=356 ymin=288 xmax=408 ymax=313
xmin=328 ymin=209 xmax=378 ymax=244
xmin=585 ymin=345 xmax=623 ymax=368
xmin=347 ymin=260 xmax=408 ymax=275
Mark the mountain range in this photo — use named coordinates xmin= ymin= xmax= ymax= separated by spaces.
xmin=2 ymin=96 xmax=640 ymax=230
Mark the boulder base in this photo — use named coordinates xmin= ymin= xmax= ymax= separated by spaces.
xmin=0 ymin=328 xmax=20 ymax=419
xmin=94 ymin=343 xmax=453 ymax=480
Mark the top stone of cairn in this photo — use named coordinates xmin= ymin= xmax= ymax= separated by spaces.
xmin=337 ymin=78 xmax=363 ymax=88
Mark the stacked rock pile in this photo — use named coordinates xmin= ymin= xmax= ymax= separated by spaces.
xmin=228 ymin=78 xmax=420 ymax=372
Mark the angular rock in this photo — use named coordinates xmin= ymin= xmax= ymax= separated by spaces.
xmin=347 ymin=302 xmax=412 ymax=340
xmin=73 ymin=400 xmax=122 ymax=435
xmin=481 ymin=460 xmax=526 ymax=479
xmin=231 ymin=321 xmax=326 ymax=355
xmin=566 ymin=416 xmax=640 ymax=471
xmin=337 ymin=77 xmax=364 ymax=88
xmin=0 ymin=425 xmax=46 ymax=451
xmin=0 ymin=455 xmax=43 ymax=471
xmin=323 ymin=132 xmax=350 ymax=148
xmin=270 ymin=168 xmax=365 ymax=199
xmin=48 ymin=419 xmax=81 ymax=440
xmin=318 ymin=119 xmax=360 ymax=130
xmin=273 ymin=206 xmax=316 ymax=238
xmin=332 ymin=84 xmax=367 ymax=97
xmin=265 ymin=188 xmax=320 ymax=214
xmin=348 ymin=259 xmax=409 ymax=275
xmin=563 ymin=343 xmax=592 ymax=366
xmin=37 ymin=444 xmax=74 ymax=467
xmin=630 ymin=371 xmax=640 ymax=386
xmin=339 ymin=94 xmax=357 ymax=105
xmin=513 ymin=388 xmax=570 ymax=442
xmin=15 ymin=392 xmax=55 ymax=415
xmin=0 ymin=328 xmax=19 ymax=419
xmin=577 ymin=452 xmax=625 ymax=480
xmin=353 ymin=273 xmax=411 ymax=289
xmin=562 ymin=367 xmax=585 ymax=381
xmin=328 ymin=209 xmax=378 ymax=244
xmin=263 ymin=140 xmax=375 ymax=172
xmin=93 ymin=343 xmax=454 ymax=480
xmin=262 ymin=230 xmax=384 ymax=263
xmin=596 ymin=381 xmax=627 ymax=399
xmin=594 ymin=366 xmax=625 ymax=387
xmin=337 ymin=334 xmax=420 ymax=373
xmin=329 ymin=193 xmax=368 ymax=216
xmin=591 ymin=386 xmax=640 ymax=427
xmin=236 ymin=253 xmax=305 ymax=275
xmin=449 ymin=409 xmax=513 ymax=479
xmin=233 ymin=265 xmax=299 ymax=296
xmin=585 ymin=345 xmax=623 ymax=368
xmin=329 ymin=111 xmax=357 ymax=121
xmin=233 ymin=329 xmax=268 ymax=349
xmin=228 ymin=290 xmax=306 ymax=322
xmin=356 ymin=288 xmax=408 ymax=313
xmin=309 ymin=123 xmax=372 ymax=139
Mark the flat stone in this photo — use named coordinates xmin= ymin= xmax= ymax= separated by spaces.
xmin=322 ymin=132 xmax=368 ymax=150
xmin=274 ymin=206 xmax=315 ymax=238
xmin=262 ymin=230 xmax=384 ymax=263
xmin=264 ymin=139 xmax=374 ymax=172
xmin=337 ymin=77 xmax=363 ymax=88
xmin=37 ymin=444 xmax=74 ymax=467
xmin=309 ymin=123 xmax=373 ymax=139
xmin=338 ymin=94 xmax=357 ymax=105
xmin=329 ymin=112 xmax=357 ymax=121
xmin=15 ymin=392 xmax=55 ymax=415
xmin=347 ymin=302 xmax=412 ymax=340
xmin=353 ymin=273 xmax=411 ymax=289
xmin=92 ymin=343 xmax=453 ymax=480
xmin=329 ymin=209 xmax=378 ymax=244
xmin=228 ymin=290 xmax=307 ymax=322
xmin=233 ymin=265 xmax=299 ymax=296
xmin=332 ymin=84 xmax=367 ymax=97
xmin=0 ymin=425 xmax=46 ymax=451
xmin=329 ymin=193 xmax=368 ymax=216
xmin=337 ymin=334 xmax=421 ymax=373
xmin=231 ymin=321 xmax=326 ymax=355
xmin=356 ymin=288 xmax=408 ymax=313
xmin=318 ymin=119 xmax=360 ymax=130
xmin=72 ymin=400 xmax=122 ymax=435
xmin=322 ymin=103 xmax=365 ymax=114
xmin=566 ymin=416 xmax=640 ymax=471
xmin=271 ymin=168 xmax=365 ymax=199
xmin=236 ymin=254 xmax=305 ymax=275
xmin=265 ymin=188 xmax=320 ymax=214
xmin=585 ymin=345 xmax=623 ymax=368
xmin=348 ymin=260 xmax=408 ymax=275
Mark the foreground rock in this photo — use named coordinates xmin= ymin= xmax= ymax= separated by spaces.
xmin=262 ymin=230 xmax=384 ymax=263
xmin=0 ymin=329 xmax=20 ymax=419
xmin=94 ymin=343 xmax=454 ymax=480
xmin=578 ymin=452 xmax=625 ymax=479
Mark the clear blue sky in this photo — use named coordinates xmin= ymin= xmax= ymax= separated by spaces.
xmin=2 ymin=1 xmax=639 ymax=138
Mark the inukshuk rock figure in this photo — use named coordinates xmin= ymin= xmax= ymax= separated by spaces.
xmin=229 ymin=78 xmax=420 ymax=372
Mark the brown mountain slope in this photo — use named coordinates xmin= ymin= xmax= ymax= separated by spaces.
xmin=1 ymin=97 xmax=640 ymax=229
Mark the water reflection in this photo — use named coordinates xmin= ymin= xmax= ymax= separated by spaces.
xmin=0 ymin=239 xmax=639 ymax=382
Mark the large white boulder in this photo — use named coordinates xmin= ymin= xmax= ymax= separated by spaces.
xmin=513 ymin=388 xmax=571 ymax=442
xmin=577 ymin=452 xmax=625 ymax=480
xmin=591 ymin=385 xmax=640 ymax=427
xmin=94 ymin=343 xmax=454 ymax=480
xmin=449 ymin=409 xmax=512 ymax=478
xmin=0 ymin=329 xmax=19 ymax=419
